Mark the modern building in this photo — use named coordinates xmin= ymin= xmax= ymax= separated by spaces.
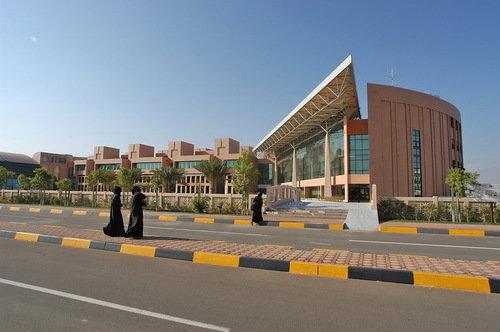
xmin=0 ymin=152 xmax=39 ymax=189
xmin=253 ymin=55 xmax=463 ymax=201
xmin=72 ymin=138 xmax=272 ymax=193
xmin=32 ymin=152 xmax=80 ymax=181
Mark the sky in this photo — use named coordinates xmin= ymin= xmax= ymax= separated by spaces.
xmin=0 ymin=1 xmax=499 ymax=183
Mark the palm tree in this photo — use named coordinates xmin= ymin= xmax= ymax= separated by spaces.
xmin=86 ymin=171 xmax=100 ymax=208
xmin=149 ymin=173 xmax=163 ymax=211
xmin=99 ymin=169 xmax=117 ymax=191
xmin=195 ymin=159 xmax=227 ymax=194
xmin=153 ymin=166 xmax=183 ymax=193
xmin=116 ymin=168 xmax=142 ymax=205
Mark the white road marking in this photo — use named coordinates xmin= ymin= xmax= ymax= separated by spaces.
xmin=349 ymin=239 xmax=500 ymax=251
xmin=0 ymin=277 xmax=230 ymax=332
xmin=310 ymin=241 xmax=330 ymax=246
xmin=145 ymin=226 xmax=271 ymax=237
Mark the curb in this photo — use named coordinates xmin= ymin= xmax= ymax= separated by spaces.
xmin=1 ymin=229 xmax=498 ymax=295
xmin=378 ymin=225 xmax=500 ymax=238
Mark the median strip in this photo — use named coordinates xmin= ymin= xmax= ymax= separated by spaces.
xmin=0 ymin=227 xmax=499 ymax=295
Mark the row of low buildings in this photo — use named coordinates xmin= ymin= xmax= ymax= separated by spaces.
xmin=2 ymin=54 xmax=466 ymax=202
xmin=0 ymin=138 xmax=273 ymax=194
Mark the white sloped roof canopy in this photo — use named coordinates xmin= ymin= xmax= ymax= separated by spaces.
xmin=253 ymin=55 xmax=359 ymax=156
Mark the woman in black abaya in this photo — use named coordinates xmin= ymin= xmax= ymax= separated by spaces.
xmin=103 ymin=186 xmax=125 ymax=237
xmin=251 ymin=191 xmax=264 ymax=226
xmin=124 ymin=186 xmax=147 ymax=239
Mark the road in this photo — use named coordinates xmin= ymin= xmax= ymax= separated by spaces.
xmin=1 ymin=208 xmax=500 ymax=261
xmin=1 ymin=239 xmax=499 ymax=332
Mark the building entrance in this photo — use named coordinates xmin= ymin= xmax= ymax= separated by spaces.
xmin=349 ymin=185 xmax=370 ymax=202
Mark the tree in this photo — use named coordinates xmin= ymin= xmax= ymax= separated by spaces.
xmin=153 ymin=166 xmax=183 ymax=193
xmin=232 ymin=152 xmax=259 ymax=213
xmin=17 ymin=174 xmax=31 ymax=191
xmin=17 ymin=174 xmax=31 ymax=200
xmin=30 ymin=168 xmax=53 ymax=205
xmin=116 ymin=168 xmax=142 ymax=205
xmin=56 ymin=178 xmax=73 ymax=206
xmin=195 ymin=159 xmax=227 ymax=194
xmin=149 ymin=172 xmax=163 ymax=211
xmin=0 ymin=166 xmax=15 ymax=189
xmin=99 ymin=169 xmax=117 ymax=191
xmin=86 ymin=171 xmax=100 ymax=208
xmin=445 ymin=168 xmax=479 ymax=223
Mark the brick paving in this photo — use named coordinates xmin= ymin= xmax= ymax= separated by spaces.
xmin=2 ymin=222 xmax=500 ymax=279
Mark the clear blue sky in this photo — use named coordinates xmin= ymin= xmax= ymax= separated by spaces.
xmin=1 ymin=1 xmax=499 ymax=182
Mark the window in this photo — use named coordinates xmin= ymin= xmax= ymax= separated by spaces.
xmin=412 ymin=129 xmax=423 ymax=197
xmin=349 ymin=135 xmax=369 ymax=174
xmin=226 ymin=160 xmax=239 ymax=168
xmin=451 ymin=118 xmax=454 ymax=128
xmin=175 ymin=161 xmax=201 ymax=169
xmin=296 ymin=136 xmax=324 ymax=180
xmin=75 ymin=165 xmax=86 ymax=172
xmin=277 ymin=155 xmax=292 ymax=183
xmin=97 ymin=163 xmax=121 ymax=170
xmin=330 ymin=128 xmax=344 ymax=176
xmin=133 ymin=162 xmax=161 ymax=170
xmin=257 ymin=163 xmax=273 ymax=185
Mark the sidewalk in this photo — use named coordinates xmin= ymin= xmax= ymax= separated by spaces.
xmin=0 ymin=204 xmax=346 ymax=229
xmin=1 ymin=221 xmax=499 ymax=294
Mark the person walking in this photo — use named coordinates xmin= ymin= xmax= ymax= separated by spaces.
xmin=124 ymin=186 xmax=146 ymax=239
xmin=103 ymin=186 xmax=125 ymax=237
xmin=251 ymin=191 xmax=264 ymax=226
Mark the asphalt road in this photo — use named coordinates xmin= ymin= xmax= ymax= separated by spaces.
xmin=1 ymin=208 xmax=500 ymax=261
xmin=1 ymin=239 xmax=499 ymax=332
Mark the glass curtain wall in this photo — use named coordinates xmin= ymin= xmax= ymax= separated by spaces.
xmin=349 ymin=134 xmax=369 ymax=174
xmin=277 ymin=155 xmax=292 ymax=183
xmin=296 ymin=137 xmax=324 ymax=180
xmin=277 ymin=125 xmax=346 ymax=183
xmin=330 ymin=127 xmax=344 ymax=176
xmin=257 ymin=163 xmax=273 ymax=185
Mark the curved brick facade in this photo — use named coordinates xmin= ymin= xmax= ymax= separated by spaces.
xmin=368 ymin=83 xmax=463 ymax=198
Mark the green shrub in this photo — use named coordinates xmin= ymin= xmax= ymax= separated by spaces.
xmin=478 ymin=206 xmax=491 ymax=223
xmin=47 ymin=196 xmax=63 ymax=206
xmin=436 ymin=203 xmax=452 ymax=222
xmin=192 ymin=195 xmax=210 ymax=213
xmin=421 ymin=203 xmax=437 ymax=222
xmin=495 ymin=208 xmax=500 ymax=223
xmin=461 ymin=206 xmax=480 ymax=223
xmin=378 ymin=198 xmax=413 ymax=221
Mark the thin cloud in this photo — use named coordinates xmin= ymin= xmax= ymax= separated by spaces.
xmin=30 ymin=36 xmax=38 ymax=43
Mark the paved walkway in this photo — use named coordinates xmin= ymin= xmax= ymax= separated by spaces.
xmin=1 ymin=222 xmax=499 ymax=279
xmin=0 ymin=204 xmax=345 ymax=225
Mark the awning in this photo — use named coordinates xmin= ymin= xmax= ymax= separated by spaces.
xmin=253 ymin=55 xmax=359 ymax=155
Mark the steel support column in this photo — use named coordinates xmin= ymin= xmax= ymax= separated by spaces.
xmin=343 ymin=116 xmax=349 ymax=202
xmin=324 ymin=131 xmax=332 ymax=197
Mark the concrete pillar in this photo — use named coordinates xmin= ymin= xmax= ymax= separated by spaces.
xmin=273 ymin=157 xmax=278 ymax=186
xmin=343 ymin=117 xmax=349 ymax=202
xmin=292 ymin=147 xmax=297 ymax=188
xmin=324 ymin=131 xmax=332 ymax=197
xmin=370 ymin=184 xmax=377 ymax=210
